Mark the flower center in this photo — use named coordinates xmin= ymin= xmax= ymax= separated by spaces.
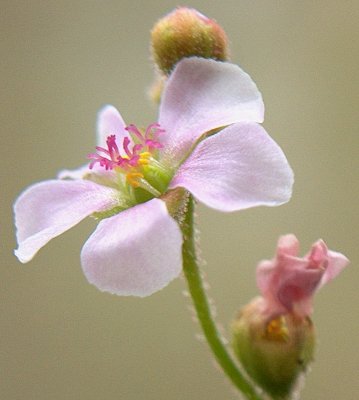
xmin=88 ymin=123 xmax=172 ymax=203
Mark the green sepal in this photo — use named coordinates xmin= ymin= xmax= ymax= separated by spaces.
xmin=231 ymin=298 xmax=315 ymax=399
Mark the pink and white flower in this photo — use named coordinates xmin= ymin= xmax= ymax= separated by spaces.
xmin=14 ymin=58 xmax=294 ymax=297
xmin=257 ymin=234 xmax=349 ymax=317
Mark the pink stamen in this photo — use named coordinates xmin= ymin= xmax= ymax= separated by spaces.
xmin=95 ymin=146 xmax=110 ymax=156
xmin=88 ymin=153 xmax=115 ymax=170
xmin=87 ymin=123 xmax=166 ymax=171
xmin=125 ymin=124 xmax=143 ymax=141
xmin=126 ymin=123 xmax=165 ymax=150
xmin=144 ymin=123 xmax=165 ymax=150
xmin=145 ymin=123 xmax=165 ymax=139
xmin=145 ymin=139 xmax=163 ymax=149
xmin=122 ymin=137 xmax=132 ymax=158
xmin=107 ymin=135 xmax=120 ymax=160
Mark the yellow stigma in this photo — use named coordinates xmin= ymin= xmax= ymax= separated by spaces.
xmin=264 ymin=316 xmax=289 ymax=342
xmin=126 ymin=172 xmax=144 ymax=188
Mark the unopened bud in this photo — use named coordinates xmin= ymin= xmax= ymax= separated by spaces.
xmin=151 ymin=7 xmax=230 ymax=75
xmin=231 ymin=297 xmax=315 ymax=399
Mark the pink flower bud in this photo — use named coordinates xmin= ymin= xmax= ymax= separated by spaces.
xmin=257 ymin=234 xmax=349 ymax=318
xmin=231 ymin=235 xmax=348 ymax=397
xmin=151 ymin=7 xmax=230 ymax=75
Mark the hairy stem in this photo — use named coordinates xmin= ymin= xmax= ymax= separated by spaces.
xmin=181 ymin=196 xmax=263 ymax=400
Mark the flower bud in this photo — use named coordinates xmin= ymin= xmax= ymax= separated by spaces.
xmin=151 ymin=7 xmax=230 ymax=75
xmin=231 ymin=297 xmax=315 ymax=399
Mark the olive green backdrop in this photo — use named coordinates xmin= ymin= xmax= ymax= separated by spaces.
xmin=1 ymin=1 xmax=358 ymax=399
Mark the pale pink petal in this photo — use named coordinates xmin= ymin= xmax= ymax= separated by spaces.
xmin=256 ymin=259 xmax=275 ymax=298
xmin=257 ymin=255 xmax=322 ymax=316
xmin=256 ymin=235 xmax=299 ymax=297
xmin=277 ymin=234 xmax=300 ymax=257
xmin=305 ymin=239 xmax=349 ymax=288
xmin=256 ymin=235 xmax=349 ymax=317
xmin=57 ymin=163 xmax=117 ymax=188
xmin=14 ymin=180 xmax=120 ymax=263
xmin=159 ymin=58 xmax=264 ymax=166
xmin=81 ymin=199 xmax=183 ymax=297
xmin=275 ymin=260 xmax=323 ymax=316
xmin=97 ymin=105 xmax=128 ymax=147
xmin=170 ymin=122 xmax=293 ymax=212
xmin=307 ymin=239 xmax=328 ymax=266
xmin=319 ymin=249 xmax=349 ymax=288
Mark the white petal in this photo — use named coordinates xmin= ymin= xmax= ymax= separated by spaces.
xmin=57 ymin=163 xmax=118 ymax=189
xmin=14 ymin=180 xmax=119 ymax=263
xmin=81 ymin=199 xmax=183 ymax=297
xmin=170 ymin=122 xmax=294 ymax=212
xmin=159 ymin=58 xmax=264 ymax=165
xmin=97 ymin=105 xmax=128 ymax=147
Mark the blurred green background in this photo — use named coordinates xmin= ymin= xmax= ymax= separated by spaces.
xmin=1 ymin=1 xmax=358 ymax=399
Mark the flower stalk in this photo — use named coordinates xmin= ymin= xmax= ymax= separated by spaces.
xmin=181 ymin=195 xmax=263 ymax=400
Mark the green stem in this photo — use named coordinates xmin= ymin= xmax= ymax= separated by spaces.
xmin=181 ymin=196 xmax=263 ymax=400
